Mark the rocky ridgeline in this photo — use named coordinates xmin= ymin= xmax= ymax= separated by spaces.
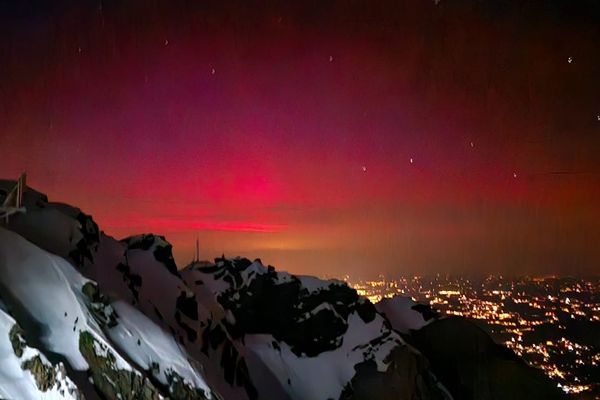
xmin=0 ymin=180 xmax=566 ymax=400
xmin=183 ymin=257 xmax=451 ymax=400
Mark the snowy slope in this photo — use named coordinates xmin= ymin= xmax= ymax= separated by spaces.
xmin=107 ymin=300 xmax=213 ymax=398
xmin=113 ymin=235 xmax=256 ymax=400
xmin=375 ymin=296 xmax=438 ymax=334
xmin=118 ymin=234 xmax=206 ymax=342
xmin=0 ymin=227 xmax=162 ymax=399
xmin=0 ymin=224 xmax=217 ymax=399
xmin=92 ymin=233 xmax=222 ymax=399
xmin=0 ymin=308 xmax=81 ymax=400
xmin=0 ymin=227 xmax=120 ymax=370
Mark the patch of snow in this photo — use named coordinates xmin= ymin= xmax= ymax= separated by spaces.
xmin=375 ymin=296 xmax=432 ymax=333
xmin=239 ymin=261 xmax=267 ymax=285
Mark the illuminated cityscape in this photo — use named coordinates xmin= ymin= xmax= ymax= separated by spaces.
xmin=347 ymin=275 xmax=600 ymax=399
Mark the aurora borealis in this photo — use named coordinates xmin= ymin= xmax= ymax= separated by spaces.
xmin=1 ymin=0 xmax=600 ymax=277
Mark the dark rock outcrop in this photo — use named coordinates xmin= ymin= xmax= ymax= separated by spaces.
xmin=79 ymin=330 xmax=161 ymax=400
xmin=340 ymin=346 xmax=449 ymax=400
xmin=409 ymin=317 xmax=566 ymax=400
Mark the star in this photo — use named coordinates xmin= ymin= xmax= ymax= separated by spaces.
xmin=362 ymin=166 xmax=367 ymax=172
xmin=409 ymin=157 xmax=414 ymax=164
xmin=513 ymin=172 xmax=518 ymax=179
xmin=329 ymin=55 xmax=334 ymax=62
xmin=211 ymin=68 xmax=216 ymax=75
xmin=568 ymin=56 xmax=573 ymax=64
xmin=470 ymin=141 xmax=474 ymax=148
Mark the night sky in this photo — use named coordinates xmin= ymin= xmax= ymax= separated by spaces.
xmin=1 ymin=0 xmax=600 ymax=277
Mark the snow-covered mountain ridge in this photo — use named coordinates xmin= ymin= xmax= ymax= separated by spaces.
xmin=0 ymin=179 xmax=565 ymax=400
xmin=182 ymin=257 xmax=450 ymax=400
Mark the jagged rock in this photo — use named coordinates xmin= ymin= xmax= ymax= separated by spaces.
xmin=166 ymin=371 xmax=212 ymax=400
xmin=81 ymin=282 xmax=118 ymax=327
xmin=21 ymin=355 xmax=61 ymax=392
xmin=79 ymin=331 xmax=161 ymax=400
xmin=208 ymin=258 xmax=377 ymax=357
xmin=69 ymin=212 xmax=100 ymax=267
xmin=9 ymin=324 xmax=25 ymax=358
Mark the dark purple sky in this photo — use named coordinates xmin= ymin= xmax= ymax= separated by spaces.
xmin=1 ymin=0 xmax=600 ymax=277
